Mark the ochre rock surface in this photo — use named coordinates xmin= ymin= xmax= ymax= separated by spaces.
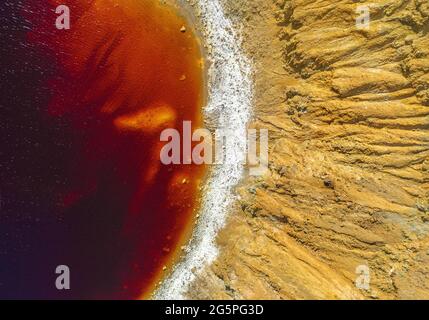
xmin=188 ymin=0 xmax=429 ymax=299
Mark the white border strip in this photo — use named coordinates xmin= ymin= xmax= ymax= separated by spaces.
xmin=154 ymin=0 xmax=253 ymax=300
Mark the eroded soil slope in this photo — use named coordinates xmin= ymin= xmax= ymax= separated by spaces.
xmin=188 ymin=0 xmax=429 ymax=299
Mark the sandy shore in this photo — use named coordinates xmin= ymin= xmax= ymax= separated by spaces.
xmin=181 ymin=0 xmax=429 ymax=300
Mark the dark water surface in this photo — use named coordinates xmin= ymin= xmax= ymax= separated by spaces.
xmin=0 ymin=0 xmax=204 ymax=299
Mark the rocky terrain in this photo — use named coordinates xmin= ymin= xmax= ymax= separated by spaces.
xmin=187 ymin=0 xmax=429 ymax=299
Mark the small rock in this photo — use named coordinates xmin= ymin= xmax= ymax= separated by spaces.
xmin=323 ymin=179 xmax=334 ymax=189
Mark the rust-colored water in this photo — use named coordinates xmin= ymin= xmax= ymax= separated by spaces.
xmin=0 ymin=0 xmax=205 ymax=299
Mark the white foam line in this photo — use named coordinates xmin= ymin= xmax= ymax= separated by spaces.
xmin=154 ymin=0 xmax=253 ymax=300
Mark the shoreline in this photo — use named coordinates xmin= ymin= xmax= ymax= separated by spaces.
xmin=153 ymin=0 xmax=254 ymax=300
